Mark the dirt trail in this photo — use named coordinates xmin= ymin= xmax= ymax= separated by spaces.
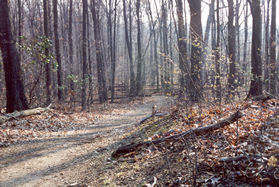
xmin=0 ymin=96 xmax=171 ymax=187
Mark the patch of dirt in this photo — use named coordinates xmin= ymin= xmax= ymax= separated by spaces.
xmin=0 ymin=96 xmax=174 ymax=187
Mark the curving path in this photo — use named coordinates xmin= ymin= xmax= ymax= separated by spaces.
xmin=0 ymin=96 xmax=172 ymax=187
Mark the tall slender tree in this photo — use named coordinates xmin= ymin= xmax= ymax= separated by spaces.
xmin=0 ymin=0 xmax=28 ymax=113
xmin=176 ymin=0 xmax=189 ymax=94
xmin=243 ymin=1 xmax=249 ymax=86
xmin=202 ymin=0 xmax=215 ymax=85
xmin=81 ymin=0 xmax=88 ymax=110
xmin=43 ymin=0 xmax=51 ymax=105
xmin=161 ymin=1 xmax=169 ymax=92
xmin=270 ymin=0 xmax=276 ymax=94
xmin=247 ymin=0 xmax=263 ymax=98
xmin=136 ymin=0 xmax=143 ymax=96
xmin=227 ymin=0 xmax=237 ymax=98
xmin=215 ymin=0 xmax=221 ymax=102
xmin=53 ymin=0 xmax=63 ymax=101
xmin=123 ymin=0 xmax=135 ymax=96
xmin=68 ymin=0 xmax=74 ymax=103
xmin=188 ymin=0 xmax=203 ymax=102
xmin=264 ymin=0 xmax=271 ymax=91
xmin=91 ymin=0 xmax=108 ymax=103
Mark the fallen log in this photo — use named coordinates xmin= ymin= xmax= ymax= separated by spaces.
xmin=112 ymin=111 xmax=242 ymax=158
xmin=0 ymin=105 xmax=52 ymax=124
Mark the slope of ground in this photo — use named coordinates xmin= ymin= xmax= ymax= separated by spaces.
xmin=0 ymin=96 xmax=173 ymax=187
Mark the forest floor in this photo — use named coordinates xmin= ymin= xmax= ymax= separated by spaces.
xmin=1 ymin=95 xmax=279 ymax=186
xmin=0 ymin=95 xmax=174 ymax=187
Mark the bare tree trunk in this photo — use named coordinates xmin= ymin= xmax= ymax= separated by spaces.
xmin=235 ymin=0 xmax=240 ymax=70
xmin=227 ymin=0 xmax=237 ymax=99
xmin=243 ymin=1 xmax=249 ymax=88
xmin=169 ymin=12 xmax=174 ymax=86
xmin=68 ymin=0 xmax=74 ymax=105
xmin=91 ymin=0 xmax=108 ymax=103
xmin=0 ymin=0 xmax=28 ymax=113
xmin=202 ymin=0 xmax=215 ymax=86
xmin=264 ymin=0 xmax=271 ymax=92
xmin=270 ymin=0 xmax=277 ymax=95
xmin=53 ymin=0 xmax=63 ymax=101
xmin=188 ymin=0 xmax=203 ymax=102
xmin=247 ymin=0 xmax=263 ymax=98
xmin=161 ymin=1 xmax=169 ymax=92
xmin=215 ymin=0 xmax=221 ymax=103
xmin=81 ymin=0 xmax=88 ymax=110
xmin=176 ymin=0 xmax=189 ymax=96
xmin=17 ymin=0 xmax=22 ymax=62
xmin=43 ymin=0 xmax=51 ymax=105
xmin=108 ymin=0 xmax=117 ymax=102
xmin=136 ymin=0 xmax=143 ymax=96
xmin=87 ymin=14 xmax=93 ymax=106
xmin=123 ymin=0 xmax=135 ymax=96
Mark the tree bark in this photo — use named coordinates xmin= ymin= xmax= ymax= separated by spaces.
xmin=270 ymin=0 xmax=276 ymax=95
xmin=202 ymin=0 xmax=215 ymax=85
xmin=264 ymin=0 xmax=270 ymax=92
xmin=188 ymin=0 xmax=203 ymax=102
xmin=136 ymin=0 xmax=143 ymax=96
xmin=43 ymin=0 xmax=51 ymax=105
xmin=243 ymin=1 xmax=249 ymax=88
xmin=0 ymin=0 xmax=29 ymax=113
xmin=176 ymin=0 xmax=189 ymax=95
xmin=161 ymin=2 xmax=170 ymax=92
xmin=68 ymin=0 xmax=74 ymax=104
xmin=215 ymin=0 xmax=221 ymax=102
xmin=91 ymin=0 xmax=108 ymax=103
xmin=81 ymin=0 xmax=88 ymax=110
xmin=247 ymin=0 xmax=263 ymax=98
xmin=123 ymin=0 xmax=136 ymax=96
xmin=53 ymin=0 xmax=63 ymax=101
xmin=227 ymin=0 xmax=237 ymax=99
xmin=17 ymin=0 xmax=22 ymax=63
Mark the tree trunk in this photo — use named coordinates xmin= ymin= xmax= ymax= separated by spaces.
xmin=215 ymin=0 xmax=221 ymax=103
xmin=87 ymin=5 xmax=93 ymax=106
xmin=202 ymin=0 xmax=215 ymax=86
xmin=247 ymin=0 xmax=263 ymax=98
xmin=264 ymin=0 xmax=270 ymax=92
xmin=243 ymin=1 xmax=249 ymax=88
xmin=188 ymin=0 xmax=203 ymax=102
xmin=53 ymin=0 xmax=63 ymax=101
xmin=91 ymin=0 xmax=108 ymax=103
xmin=0 ymin=0 xmax=28 ymax=113
xmin=161 ymin=2 xmax=169 ymax=92
xmin=68 ymin=0 xmax=74 ymax=104
xmin=227 ymin=0 xmax=237 ymax=99
xmin=136 ymin=0 xmax=143 ymax=96
xmin=123 ymin=0 xmax=136 ymax=96
xmin=270 ymin=0 xmax=276 ymax=95
xmin=43 ymin=0 xmax=51 ymax=105
xmin=17 ymin=0 xmax=22 ymax=63
xmin=81 ymin=0 xmax=88 ymax=110
xmin=108 ymin=0 xmax=117 ymax=102
xmin=176 ymin=0 xmax=189 ymax=96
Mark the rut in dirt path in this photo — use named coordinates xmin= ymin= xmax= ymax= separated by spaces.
xmin=0 ymin=96 xmax=172 ymax=187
